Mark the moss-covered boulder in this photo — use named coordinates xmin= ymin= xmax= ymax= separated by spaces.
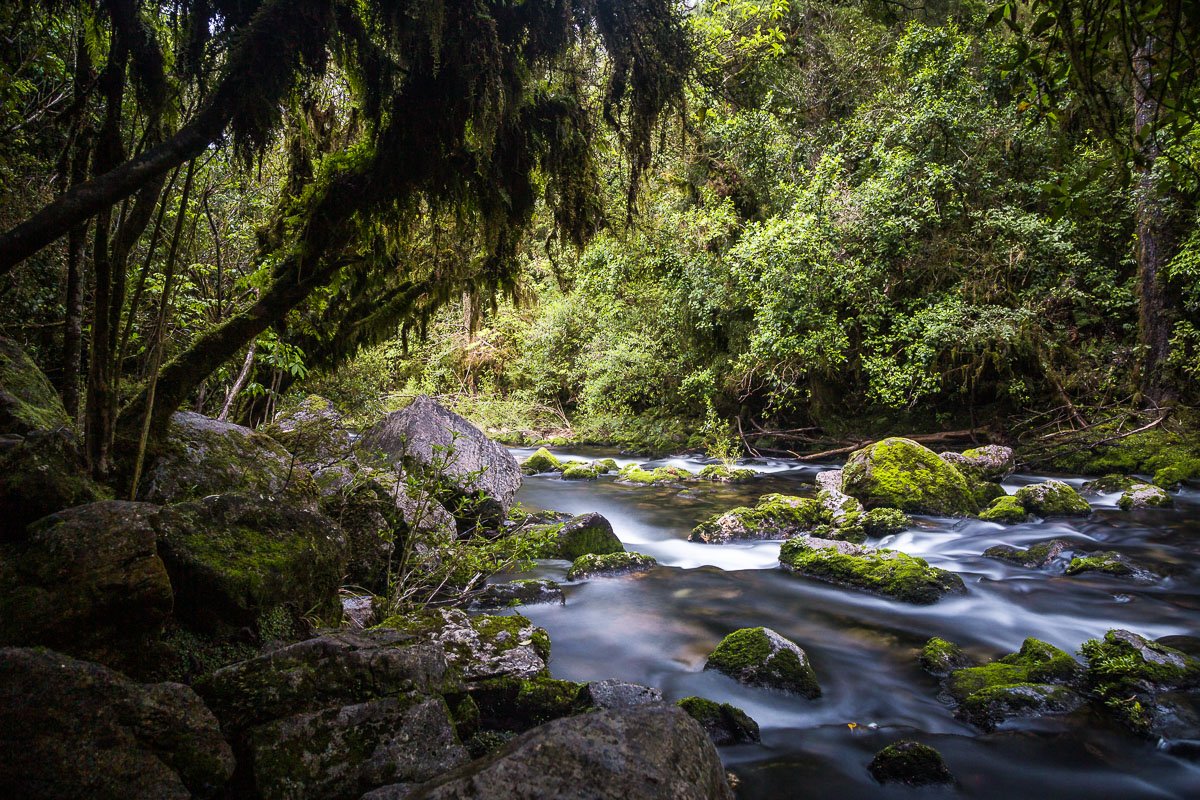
xmin=983 ymin=538 xmax=1069 ymax=569
xmin=1065 ymin=551 xmax=1148 ymax=578
xmin=697 ymin=464 xmax=756 ymax=483
xmin=1014 ymin=480 xmax=1091 ymax=517
xmin=940 ymin=445 xmax=1015 ymax=482
xmin=979 ymin=494 xmax=1030 ymax=524
xmin=586 ymin=680 xmax=664 ymax=710
xmin=472 ymin=579 xmax=565 ymax=610
xmin=0 ymin=647 xmax=235 ymax=799
xmin=677 ymin=696 xmax=761 ymax=745
xmin=567 ymin=551 xmax=657 ymax=580
xmin=1118 ymin=482 xmax=1172 ymax=510
xmin=155 ymin=493 xmax=347 ymax=634
xmin=470 ymin=675 xmax=591 ymax=732
xmin=704 ymin=626 xmax=820 ymax=698
xmin=520 ymin=447 xmax=563 ymax=475
xmin=0 ymin=429 xmax=104 ymax=538
xmin=0 ymin=501 xmax=173 ymax=677
xmin=1081 ymin=629 xmax=1200 ymax=739
xmin=966 ymin=476 xmax=1008 ymax=510
xmin=263 ymin=395 xmax=356 ymax=487
xmin=867 ymin=740 xmax=953 ymax=786
xmin=919 ymin=637 xmax=974 ymax=676
xmin=841 ymin=437 xmax=978 ymax=516
xmin=779 ymin=535 xmax=965 ymax=604
xmin=561 ymin=462 xmax=602 ymax=480
xmin=959 ymin=683 xmax=1086 ymax=730
xmin=1084 ymin=474 xmax=1142 ymax=494
xmin=553 ymin=512 xmax=624 ymax=560
xmin=944 ymin=638 xmax=1084 ymax=730
xmin=377 ymin=609 xmax=551 ymax=684
xmin=690 ymin=494 xmax=827 ymax=544
xmin=616 ymin=464 xmax=693 ymax=486
xmin=861 ymin=507 xmax=911 ymax=538
xmin=0 ymin=337 xmax=71 ymax=435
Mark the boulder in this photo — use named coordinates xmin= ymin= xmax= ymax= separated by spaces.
xmin=320 ymin=480 xmax=402 ymax=592
xmin=919 ymin=637 xmax=974 ymax=677
xmin=939 ymin=445 xmax=1015 ymax=482
xmin=0 ymin=336 xmax=71 ymax=435
xmin=587 ymin=680 xmax=664 ymax=710
xmin=472 ymin=579 xmax=564 ymax=610
xmin=374 ymin=706 xmax=734 ymax=800
xmin=0 ymin=647 xmax=234 ymax=799
xmin=0 ymin=501 xmax=173 ymax=674
xmin=704 ymin=626 xmax=820 ymax=698
xmin=1084 ymin=474 xmax=1142 ymax=494
xmin=0 ymin=429 xmax=103 ymax=538
xmin=520 ymin=447 xmax=562 ymax=475
xmin=860 ymin=507 xmax=911 ymax=537
xmin=615 ymin=465 xmax=693 ymax=486
xmin=1065 ymin=551 xmax=1155 ymax=579
xmin=956 ymin=682 xmax=1085 ymax=730
xmin=944 ymin=638 xmax=1084 ymax=731
xmin=567 ymin=551 xmax=657 ymax=580
xmin=697 ymin=464 xmax=756 ymax=483
xmin=359 ymin=395 xmax=522 ymax=521
xmin=377 ymin=609 xmax=551 ymax=684
xmin=867 ymin=740 xmax=953 ymax=786
xmin=554 ymin=512 xmax=624 ymax=560
xmin=676 ymin=696 xmax=760 ymax=745
xmin=841 ymin=438 xmax=978 ymax=516
xmin=690 ymin=494 xmax=827 ymax=544
xmin=1118 ymin=482 xmax=1173 ymax=510
xmin=561 ymin=462 xmax=604 ymax=480
xmin=983 ymin=539 xmax=1070 ymax=569
xmin=265 ymin=395 xmax=354 ymax=470
xmin=1014 ymin=480 xmax=1091 ymax=517
xmin=978 ymin=494 xmax=1030 ymax=524
xmin=141 ymin=411 xmax=320 ymax=508
xmin=155 ymin=493 xmax=347 ymax=634
xmin=779 ymin=535 xmax=965 ymax=604
xmin=469 ymin=675 xmax=591 ymax=732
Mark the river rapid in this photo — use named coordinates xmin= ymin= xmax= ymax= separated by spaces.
xmin=501 ymin=446 xmax=1200 ymax=799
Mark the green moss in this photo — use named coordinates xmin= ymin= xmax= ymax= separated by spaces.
xmin=967 ymin=477 xmax=1007 ymax=509
xmin=561 ymin=463 xmax=602 ymax=480
xmin=1015 ymin=480 xmax=1091 ymax=517
xmin=867 ymin=740 xmax=953 ymax=786
xmin=983 ymin=539 xmax=1067 ymax=568
xmin=697 ymin=465 xmax=757 ymax=483
xmin=705 ymin=627 xmax=821 ymax=698
xmin=978 ymin=494 xmax=1029 ymax=524
xmin=1153 ymin=460 xmax=1200 ymax=488
xmin=1081 ymin=630 xmax=1200 ymax=735
xmin=446 ymin=693 xmax=481 ymax=739
xmin=841 ymin=437 xmax=978 ymax=516
xmin=1085 ymin=474 xmax=1142 ymax=493
xmin=0 ymin=338 xmax=72 ymax=434
xmin=779 ymin=537 xmax=964 ymax=604
xmin=691 ymin=494 xmax=829 ymax=543
xmin=616 ymin=465 xmax=692 ymax=485
xmin=919 ymin=637 xmax=971 ymax=676
xmin=554 ymin=515 xmax=623 ymax=560
xmin=946 ymin=638 xmax=1080 ymax=702
xmin=1066 ymin=552 xmax=1132 ymax=576
xmin=520 ymin=447 xmax=563 ymax=475
xmin=595 ymin=458 xmax=619 ymax=473
xmin=566 ymin=551 xmax=656 ymax=580
xmin=861 ymin=507 xmax=910 ymax=537
xmin=1038 ymin=419 xmax=1200 ymax=489
xmin=1117 ymin=483 xmax=1172 ymax=510
xmin=955 ymin=682 xmax=1081 ymax=731
xmin=676 ymin=696 xmax=760 ymax=744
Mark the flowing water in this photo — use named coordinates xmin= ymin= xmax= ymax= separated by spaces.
xmin=501 ymin=447 xmax=1200 ymax=799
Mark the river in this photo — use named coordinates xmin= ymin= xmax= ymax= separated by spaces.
xmin=501 ymin=446 xmax=1200 ymax=799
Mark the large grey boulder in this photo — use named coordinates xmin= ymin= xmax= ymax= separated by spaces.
xmin=359 ymin=395 xmax=521 ymax=523
xmin=0 ymin=336 xmax=72 ymax=435
xmin=0 ymin=501 xmax=173 ymax=675
xmin=0 ymin=647 xmax=235 ymax=800
xmin=372 ymin=706 xmax=734 ymax=800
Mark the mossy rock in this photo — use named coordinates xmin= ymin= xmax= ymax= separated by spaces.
xmin=614 ymin=465 xmax=693 ymax=486
xmin=940 ymin=445 xmax=1016 ymax=482
xmin=1118 ymin=483 xmax=1172 ymax=510
xmin=0 ymin=429 xmax=105 ymax=537
xmin=978 ymin=495 xmax=1030 ymax=524
xmin=919 ymin=637 xmax=973 ymax=676
xmin=1084 ymin=474 xmax=1142 ymax=494
xmin=676 ymin=696 xmax=760 ymax=745
xmin=955 ymin=683 xmax=1085 ymax=731
xmin=697 ymin=465 xmax=756 ymax=483
xmin=554 ymin=512 xmax=624 ymax=560
xmin=841 ymin=438 xmax=978 ymax=516
xmin=472 ymin=579 xmax=564 ymax=610
xmin=867 ymin=740 xmax=953 ymax=786
xmin=561 ymin=463 xmax=602 ymax=480
xmin=1080 ymin=629 xmax=1200 ymax=738
xmin=0 ymin=337 xmax=72 ymax=436
xmin=376 ymin=608 xmax=551 ymax=683
xmin=690 ymin=494 xmax=828 ymax=544
xmin=861 ymin=507 xmax=910 ymax=538
xmin=566 ymin=551 xmax=656 ymax=581
xmin=779 ymin=535 xmax=965 ymax=604
xmin=521 ymin=448 xmax=562 ymax=475
xmin=470 ymin=675 xmax=591 ymax=732
xmin=704 ymin=627 xmax=821 ymax=698
xmin=1014 ymin=480 xmax=1091 ymax=517
xmin=946 ymin=638 xmax=1081 ymax=703
xmin=983 ymin=539 xmax=1069 ymax=569
xmin=1154 ymin=461 xmax=1200 ymax=489
xmin=967 ymin=477 xmax=1007 ymax=510
xmin=1065 ymin=551 xmax=1137 ymax=577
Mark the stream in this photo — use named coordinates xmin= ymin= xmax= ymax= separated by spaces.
xmin=501 ymin=446 xmax=1200 ymax=799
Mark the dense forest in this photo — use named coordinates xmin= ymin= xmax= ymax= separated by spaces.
xmin=3 ymin=2 xmax=1200 ymax=799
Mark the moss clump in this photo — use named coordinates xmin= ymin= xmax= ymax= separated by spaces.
xmin=554 ymin=513 xmax=623 ymax=560
xmin=779 ymin=536 xmax=964 ymax=604
xmin=1084 ymin=474 xmax=1142 ymax=493
xmin=1080 ymin=629 xmax=1200 ymax=736
xmin=946 ymin=638 xmax=1080 ymax=702
xmin=615 ymin=465 xmax=692 ymax=485
xmin=0 ymin=337 xmax=73 ymax=435
xmin=919 ymin=637 xmax=972 ymax=676
xmin=1153 ymin=460 xmax=1200 ymax=488
xmin=690 ymin=494 xmax=828 ymax=544
xmin=967 ymin=477 xmax=1007 ymax=510
xmin=1117 ymin=483 xmax=1172 ymax=510
xmin=1038 ymin=418 xmax=1200 ymax=489
xmin=955 ymin=682 xmax=1083 ymax=731
xmin=978 ymin=495 xmax=1029 ymax=524
xmin=561 ymin=463 xmax=602 ymax=480
xmin=1015 ymin=480 xmax=1091 ymax=517
xmin=520 ymin=447 xmax=563 ymax=475
xmin=867 ymin=740 xmax=953 ymax=786
xmin=566 ymin=551 xmax=656 ymax=580
xmin=1065 ymin=552 xmax=1133 ymax=577
xmin=983 ymin=539 xmax=1068 ymax=568
xmin=676 ymin=696 xmax=761 ymax=745
xmin=841 ymin=437 xmax=978 ymax=516
xmin=595 ymin=458 xmax=619 ymax=472
xmin=705 ymin=627 xmax=821 ymax=698
xmin=697 ymin=465 xmax=756 ymax=483
xmin=861 ymin=507 xmax=910 ymax=537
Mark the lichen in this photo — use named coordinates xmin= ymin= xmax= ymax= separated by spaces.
xmin=841 ymin=437 xmax=978 ymax=516
xmin=779 ymin=536 xmax=964 ymax=604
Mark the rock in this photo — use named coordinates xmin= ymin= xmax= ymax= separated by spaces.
xmin=372 ymin=470 xmax=459 ymax=538
xmin=939 ymin=445 xmax=1015 ymax=482
xmin=616 ymin=465 xmax=693 ymax=486
xmin=817 ymin=486 xmax=865 ymax=525
xmin=983 ymin=538 xmax=1070 ymax=568
xmin=1014 ymin=480 xmax=1091 ymax=517
xmin=704 ymin=626 xmax=820 ymax=698
xmin=587 ymin=680 xmax=664 ymax=709
xmin=1065 ymin=551 xmax=1154 ymax=579
xmin=320 ymin=480 xmax=403 ymax=592
xmin=944 ymin=638 xmax=1084 ymax=730
xmin=142 ymin=411 xmax=320 ymax=508
xmin=359 ymin=395 xmax=522 ymax=522
xmin=567 ymin=551 xmax=657 ymax=580
xmin=979 ymin=494 xmax=1030 ymax=524
xmin=155 ymin=493 xmax=347 ymax=634
xmin=815 ymin=469 xmax=843 ymax=492
xmin=966 ymin=476 xmax=1008 ymax=510
xmin=0 ymin=337 xmax=71 ymax=435
xmin=0 ymin=429 xmax=103 ymax=538
xmin=469 ymin=675 xmax=590 ymax=732
xmin=919 ymin=637 xmax=974 ymax=676
xmin=377 ymin=609 xmax=551 ymax=684
xmin=0 ymin=501 xmax=173 ymax=674
xmin=779 ymin=535 xmax=965 ymax=604
xmin=861 ymin=507 xmax=911 ymax=538
xmin=690 ymin=494 xmax=827 ymax=544
xmin=264 ymin=395 xmax=356 ymax=482
xmin=1118 ymin=482 xmax=1173 ymax=510
xmin=520 ymin=447 xmax=562 ymax=475
xmin=554 ymin=512 xmax=624 ymax=560
xmin=343 ymin=594 xmax=379 ymax=629
xmin=248 ymin=695 xmax=470 ymax=800
xmin=382 ymin=706 xmax=734 ymax=800
xmin=841 ymin=437 xmax=978 ymax=516
xmin=0 ymin=647 xmax=234 ymax=799
xmin=1084 ymin=474 xmax=1142 ymax=494
xmin=471 ymin=579 xmax=565 ymax=609
xmin=697 ymin=464 xmax=756 ymax=483
xmin=1081 ymin=629 xmax=1200 ymax=740
xmin=867 ymin=740 xmax=954 ymax=786
xmin=676 ymin=696 xmax=760 ymax=745
xmin=956 ymin=682 xmax=1085 ymax=730
xmin=561 ymin=462 xmax=603 ymax=480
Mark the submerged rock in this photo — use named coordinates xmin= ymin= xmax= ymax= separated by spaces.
xmin=677 ymin=696 xmax=761 ymax=745
xmin=1014 ymin=480 xmax=1091 ymax=517
xmin=939 ymin=445 xmax=1015 ymax=482
xmin=944 ymin=638 xmax=1084 ymax=731
xmin=0 ymin=647 xmax=234 ymax=799
xmin=957 ymin=682 xmax=1085 ymax=730
xmin=841 ymin=437 xmax=978 ymax=516
xmin=471 ymin=579 xmax=564 ymax=609
xmin=779 ymin=535 xmax=965 ymax=604
xmin=704 ymin=626 xmax=821 ymax=698
xmin=867 ymin=740 xmax=953 ymax=786
xmin=690 ymin=494 xmax=828 ymax=544
xmin=919 ymin=637 xmax=974 ymax=677
xmin=979 ymin=494 xmax=1030 ymax=524
xmin=983 ymin=538 xmax=1070 ymax=569
xmin=1118 ymin=482 xmax=1173 ymax=510
xmin=567 ymin=551 xmax=657 ymax=580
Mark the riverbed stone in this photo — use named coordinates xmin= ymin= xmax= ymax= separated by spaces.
xmin=1014 ymin=480 xmax=1091 ymax=517
xmin=956 ymin=682 xmax=1085 ymax=730
xmin=919 ymin=637 xmax=974 ymax=676
xmin=587 ymin=679 xmax=664 ymax=709
xmin=779 ymin=535 xmax=965 ymax=604
xmin=1065 ymin=550 xmax=1153 ymax=579
xmin=471 ymin=578 xmax=565 ymax=609
xmin=567 ymin=551 xmax=657 ymax=580
xmin=690 ymin=493 xmax=827 ymax=544
xmin=983 ymin=538 xmax=1070 ymax=568
xmin=677 ymin=696 xmax=760 ymax=745
xmin=698 ymin=464 xmax=756 ymax=483
xmin=377 ymin=706 xmax=734 ymax=800
xmin=1118 ymin=482 xmax=1173 ymax=510
xmin=867 ymin=740 xmax=954 ymax=786
xmin=944 ymin=638 xmax=1084 ymax=730
xmin=705 ymin=626 xmax=821 ymax=698
xmin=616 ymin=464 xmax=693 ymax=486
xmin=377 ymin=609 xmax=551 ymax=683
xmin=940 ymin=445 xmax=1015 ymax=482
xmin=841 ymin=437 xmax=978 ymax=516
xmin=0 ymin=647 xmax=235 ymax=799
xmin=861 ymin=507 xmax=911 ymax=537
xmin=1084 ymin=474 xmax=1143 ymax=494
xmin=979 ymin=494 xmax=1030 ymax=524
xmin=520 ymin=447 xmax=562 ymax=475
xmin=553 ymin=512 xmax=624 ymax=560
